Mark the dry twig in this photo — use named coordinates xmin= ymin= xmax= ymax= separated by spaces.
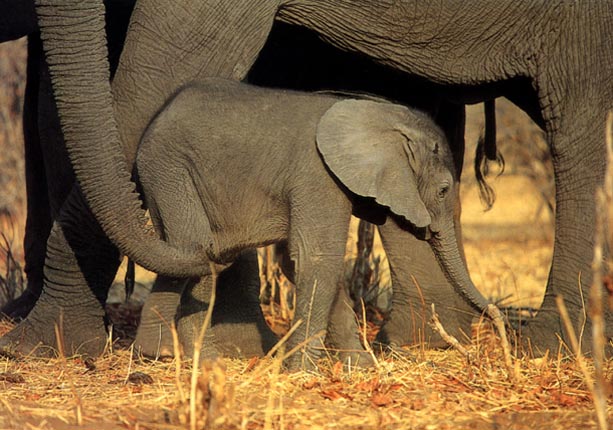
xmin=485 ymin=304 xmax=517 ymax=380
xmin=429 ymin=304 xmax=473 ymax=362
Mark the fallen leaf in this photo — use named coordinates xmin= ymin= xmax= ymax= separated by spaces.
xmin=550 ymin=390 xmax=578 ymax=407
xmin=409 ymin=398 xmax=425 ymax=410
xmin=24 ymin=393 xmax=42 ymax=401
xmin=242 ymin=356 xmax=259 ymax=373
xmin=321 ymin=387 xmax=353 ymax=401
xmin=355 ymin=376 xmax=380 ymax=393
xmin=303 ymin=378 xmax=320 ymax=390
xmin=371 ymin=391 xmax=394 ymax=407
xmin=331 ymin=361 xmax=344 ymax=381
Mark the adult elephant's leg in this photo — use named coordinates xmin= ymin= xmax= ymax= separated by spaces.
xmin=376 ymin=216 xmax=477 ymax=348
xmin=435 ymin=102 xmax=466 ymax=177
xmin=435 ymin=102 xmax=468 ymax=264
xmin=520 ymin=105 xmax=612 ymax=356
xmin=0 ymin=187 xmax=119 ymax=357
xmin=2 ymin=2 xmax=135 ymax=320
xmin=179 ymin=250 xmax=278 ymax=359
xmin=176 ymin=277 xmax=217 ymax=361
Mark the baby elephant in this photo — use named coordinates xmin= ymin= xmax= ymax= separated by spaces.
xmin=135 ymin=78 xmax=488 ymax=370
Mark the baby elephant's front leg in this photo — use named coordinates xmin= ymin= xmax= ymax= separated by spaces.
xmin=284 ymin=197 xmax=353 ymax=371
xmin=325 ymin=285 xmax=375 ymax=368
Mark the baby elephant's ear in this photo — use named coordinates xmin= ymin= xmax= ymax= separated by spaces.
xmin=316 ymin=99 xmax=431 ymax=228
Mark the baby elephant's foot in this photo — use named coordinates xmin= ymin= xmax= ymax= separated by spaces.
xmin=134 ymin=323 xmax=175 ymax=360
xmin=283 ymin=348 xmax=322 ymax=373
xmin=337 ymin=349 xmax=376 ymax=369
xmin=372 ymin=341 xmax=415 ymax=361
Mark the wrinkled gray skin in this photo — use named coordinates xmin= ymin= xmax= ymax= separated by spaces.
xmin=0 ymin=0 xmax=134 ymax=321
xmin=140 ymin=250 xmax=276 ymax=360
xmin=0 ymin=0 xmax=276 ymax=359
xmin=134 ymin=79 xmax=488 ymax=370
xmin=1 ymin=1 xmax=611 ymax=358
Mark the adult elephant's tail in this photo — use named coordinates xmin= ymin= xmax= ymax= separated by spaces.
xmin=36 ymin=0 xmax=209 ymax=277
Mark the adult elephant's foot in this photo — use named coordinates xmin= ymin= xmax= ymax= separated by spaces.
xmin=133 ymin=321 xmax=175 ymax=360
xmin=283 ymin=346 xmax=321 ymax=372
xmin=0 ymin=190 xmax=122 ymax=359
xmin=516 ymin=307 xmax=613 ymax=358
xmin=371 ymin=341 xmax=416 ymax=361
xmin=0 ymin=298 xmax=108 ymax=358
xmin=207 ymin=317 xmax=277 ymax=358
xmin=336 ymin=349 xmax=375 ymax=368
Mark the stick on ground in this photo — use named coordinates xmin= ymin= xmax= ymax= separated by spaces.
xmin=429 ymin=304 xmax=473 ymax=363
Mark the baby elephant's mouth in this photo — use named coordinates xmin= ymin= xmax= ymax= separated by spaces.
xmin=414 ymin=226 xmax=432 ymax=241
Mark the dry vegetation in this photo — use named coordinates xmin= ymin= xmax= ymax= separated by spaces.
xmin=0 ymin=39 xmax=611 ymax=429
xmin=0 ymin=329 xmax=603 ymax=430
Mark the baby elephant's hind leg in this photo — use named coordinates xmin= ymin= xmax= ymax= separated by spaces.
xmin=134 ymin=168 xmax=213 ymax=359
xmin=206 ymin=250 xmax=279 ymax=358
xmin=134 ymin=276 xmax=192 ymax=359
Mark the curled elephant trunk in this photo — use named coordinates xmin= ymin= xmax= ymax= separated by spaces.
xmin=35 ymin=0 xmax=208 ymax=277
xmin=429 ymin=225 xmax=491 ymax=313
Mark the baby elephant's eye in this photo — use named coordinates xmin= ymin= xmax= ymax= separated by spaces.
xmin=438 ymin=183 xmax=450 ymax=199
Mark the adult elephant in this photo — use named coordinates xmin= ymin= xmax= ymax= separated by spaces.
xmin=0 ymin=0 xmax=276 ymax=358
xmin=0 ymin=0 xmax=135 ymax=320
xmin=1 ymin=0 xmax=611 ymax=357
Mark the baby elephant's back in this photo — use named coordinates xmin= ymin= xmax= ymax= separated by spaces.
xmin=160 ymin=79 xmax=338 ymax=171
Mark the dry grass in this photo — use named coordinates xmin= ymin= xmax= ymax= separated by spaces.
xmin=0 ymin=318 xmax=604 ymax=430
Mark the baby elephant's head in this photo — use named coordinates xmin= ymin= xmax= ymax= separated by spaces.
xmin=316 ymin=98 xmax=489 ymax=313
xmin=316 ymin=98 xmax=456 ymax=237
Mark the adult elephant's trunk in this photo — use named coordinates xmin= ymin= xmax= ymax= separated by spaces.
xmin=35 ymin=0 xmax=208 ymax=277
xmin=429 ymin=225 xmax=491 ymax=313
